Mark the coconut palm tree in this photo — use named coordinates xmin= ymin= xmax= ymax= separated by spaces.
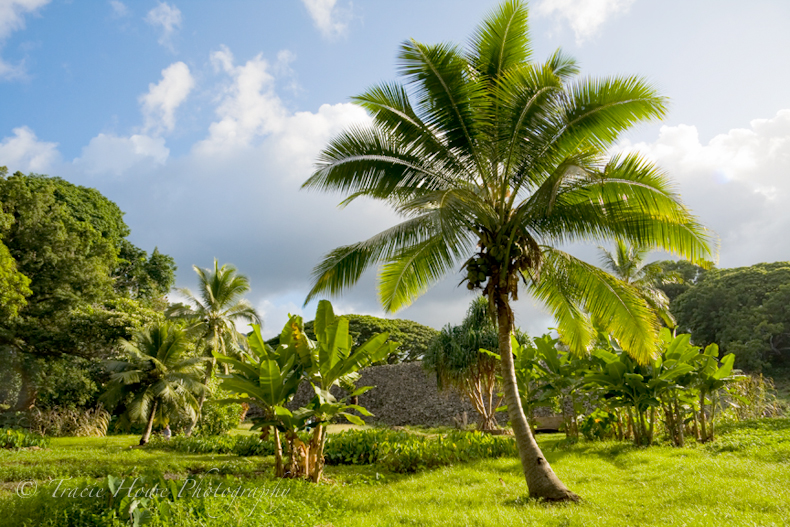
xmin=301 ymin=0 xmax=715 ymax=501
xmin=101 ymin=322 xmax=206 ymax=445
xmin=598 ymin=240 xmax=682 ymax=328
xmin=166 ymin=260 xmax=260 ymax=435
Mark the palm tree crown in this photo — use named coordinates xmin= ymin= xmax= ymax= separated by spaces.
xmin=303 ymin=1 xmax=715 ymax=361
xmin=168 ymin=259 xmax=260 ymax=367
xmin=101 ymin=322 xmax=206 ymax=444
xmin=598 ymin=240 xmax=682 ymax=327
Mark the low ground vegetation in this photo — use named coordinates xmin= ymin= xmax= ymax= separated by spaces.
xmin=1 ymin=420 xmax=789 ymax=526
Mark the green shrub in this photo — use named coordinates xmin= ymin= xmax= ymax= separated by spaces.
xmin=379 ymin=431 xmax=517 ymax=473
xmin=323 ymin=428 xmax=517 ymax=473
xmin=324 ymin=428 xmax=413 ymax=465
xmin=231 ymin=434 xmax=276 ymax=456
xmin=580 ymin=409 xmax=617 ymax=441
xmin=148 ymin=432 xmax=276 ymax=456
xmin=194 ymin=399 xmax=242 ymax=437
xmin=1 ymin=427 xmax=49 ymax=449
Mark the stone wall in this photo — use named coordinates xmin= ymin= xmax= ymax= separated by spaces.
xmin=287 ymin=361 xmax=478 ymax=427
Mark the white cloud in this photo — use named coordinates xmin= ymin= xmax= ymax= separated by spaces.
xmin=0 ymin=126 xmax=59 ymax=172
xmin=139 ymin=61 xmax=194 ymax=135
xmin=0 ymin=0 xmax=50 ymax=80
xmin=195 ymin=47 xmax=368 ymax=157
xmin=109 ymin=0 xmax=129 ymax=18
xmin=619 ymin=109 xmax=790 ymax=267
xmin=300 ymin=0 xmax=351 ymax=39
xmin=75 ymin=133 xmax=168 ymax=176
xmin=193 ymin=47 xmax=290 ymax=154
xmin=536 ymin=0 xmax=635 ymax=44
xmin=145 ymin=2 xmax=181 ymax=51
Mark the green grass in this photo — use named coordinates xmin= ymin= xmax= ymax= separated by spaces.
xmin=1 ymin=420 xmax=789 ymax=526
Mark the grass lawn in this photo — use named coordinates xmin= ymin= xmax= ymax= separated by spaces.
xmin=1 ymin=420 xmax=789 ymax=526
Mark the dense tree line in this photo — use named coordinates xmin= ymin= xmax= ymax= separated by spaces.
xmin=669 ymin=262 xmax=790 ymax=371
xmin=0 ymin=168 xmax=176 ymax=411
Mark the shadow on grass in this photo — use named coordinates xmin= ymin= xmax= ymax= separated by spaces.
xmin=503 ymin=495 xmax=580 ymax=510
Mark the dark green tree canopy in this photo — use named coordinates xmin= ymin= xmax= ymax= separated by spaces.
xmin=0 ymin=171 xmax=176 ymax=357
xmin=0 ymin=170 xmax=176 ymax=410
xmin=654 ymin=259 xmax=711 ymax=303
xmin=265 ymin=313 xmax=438 ymax=363
xmin=672 ymin=261 xmax=790 ymax=371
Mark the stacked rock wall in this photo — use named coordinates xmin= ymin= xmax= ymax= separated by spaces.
xmin=287 ymin=361 xmax=478 ymax=427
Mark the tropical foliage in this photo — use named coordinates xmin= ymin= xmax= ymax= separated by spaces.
xmin=166 ymin=259 xmax=260 ymax=435
xmin=301 ymin=0 xmax=714 ymax=500
xmin=214 ymin=300 xmax=397 ymax=481
xmin=499 ymin=328 xmax=745 ymax=446
xmin=101 ymin=322 xmax=207 ymax=445
xmin=424 ymin=296 xmax=528 ymax=430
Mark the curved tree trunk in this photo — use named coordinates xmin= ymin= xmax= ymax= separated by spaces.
xmin=495 ymin=293 xmax=579 ymax=502
xmin=140 ymin=399 xmax=158 ymax=445
xmin=184 ymin=360 xmax=213 ymax=437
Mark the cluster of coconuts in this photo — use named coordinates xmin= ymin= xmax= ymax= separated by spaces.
xmin=464 ymin=240 xmax=534 ymax=293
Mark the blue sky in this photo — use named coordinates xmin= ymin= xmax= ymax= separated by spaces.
xmin=2 ymin=0 xmax=790 ymax=336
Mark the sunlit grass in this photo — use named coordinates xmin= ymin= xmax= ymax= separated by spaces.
xmin=1 ymin=421 xmax=789 ymax=526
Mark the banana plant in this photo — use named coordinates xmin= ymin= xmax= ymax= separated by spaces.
xmin=694 ymin=342 xmax=742 ymax=442
xmin=530 ymin=334 xmax=594 ymax=438
xmin=584 ymin=331 xmax=699 ymax=445
xmin=213 ymin=324 xmax=309 ymax=477
xmin=298 ymin=300 xmax=399 ymax=482
xmin=215 ymin=300 xmax=398 ymax=482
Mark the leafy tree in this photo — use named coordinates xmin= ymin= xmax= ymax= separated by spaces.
xmin=672 ymin=262 xmax=790 ymax=371
xmin=598 ymin=240 xmax=681 ymax=327
xmin=0 ymin=167 xmax=31 ymax=320
xmin=654 ymin=259 xmax=711 ymax=303
xmin=101 ymin=322 xmax=206 ymax=445
xmin=0 ymin=171 xmax=174 ymax=410
xmin=113 ymin=240 xmax=176 ymax=308
xmin=266 ymin=313 xmax=438 ymax=363
xmin=166 ymin=260 xmax=260 ymax=435
xmin=301 ymin=0 xmax=713 ymax=500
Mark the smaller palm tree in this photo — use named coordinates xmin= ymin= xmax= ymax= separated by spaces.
xmin=101 ymin=322 xmax=207 ymax=445
xmin=598 ymin=240 xmax=681 ymax=328
xmin=167 ymin=259 xmax=260 ymax=435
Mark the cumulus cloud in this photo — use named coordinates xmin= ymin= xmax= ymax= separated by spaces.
xmin=300 ymin=0 xmax=351 ymax=39
xmin=0 ymin=0 xmax=50 ymax=80
xmin=74 ymin=133 xmax=168 ymax=176
xmin=0 ymin=126 xmax=59 ymax=172
xmin=145 ymin=2 xmax=181 ymax=51
xmin=619 ymin=109 xmax=790 ymax=267
xmin=536 ymin=0 xmax=635 ymax=44
xmin=194 ymin=46 xmax=294 ymax=154
xmin=139 ymin=61 xmax=194 ymax=135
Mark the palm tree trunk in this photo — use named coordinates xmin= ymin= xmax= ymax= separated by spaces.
xmin=140 ymin=399 xmax=158 ymax=445
xmin=495 ymin=294 xmax=579 ymax=501
xmin=184 ymin=361 xmax=213 ymax=437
